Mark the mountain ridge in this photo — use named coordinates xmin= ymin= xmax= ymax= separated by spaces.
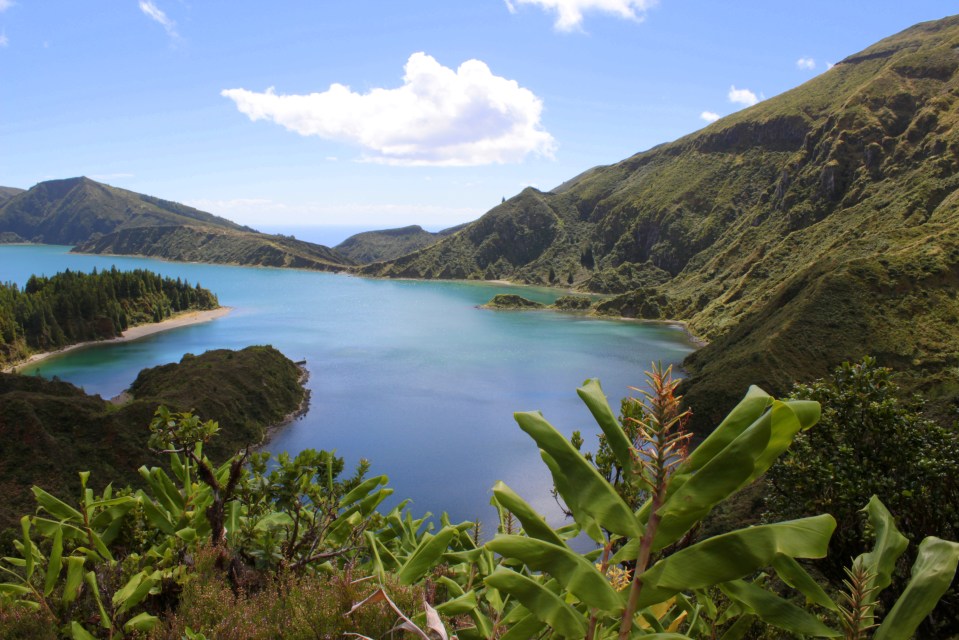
xmin=0 ymin=177 xmax=356 ymax=271
xmin=362 ymin=14 xmax=959 ymax=426
xmin=334 ymin=223 xmax=468 ymax=264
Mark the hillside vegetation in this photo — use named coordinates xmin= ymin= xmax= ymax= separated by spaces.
xmin=363 ymin=15 xmax=959 ymax=427
xmin=0 ymin=187 xmax=24 ymax=208
xmin=0 ymin=177 xmax=355 ymax=271
xmin=0 ymin=268 xmax=218 ymax=366
xmin=0 ymin=177 xmax=247 ymax=245
xmin=74 ymin=225 xmax=353 ymax=272
xmin=334 ymin=223 xmax=467 ymax=264
xmin=0 ymin=345 xmax=305 ymax=535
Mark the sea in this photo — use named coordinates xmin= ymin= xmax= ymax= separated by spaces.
xmin=0 ymin=244 xmax=697 ymax=533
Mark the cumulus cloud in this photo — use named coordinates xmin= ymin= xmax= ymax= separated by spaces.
xmin=0 ymin=1 xmax=13 ymax=12
xmin=505 ymin=0 xmax=657 ymax=31
xmin=796 ymin=57 xmax=815 ymax=70
xmin=222 ymin=52 xmax=556 ymax=167
xmin=728 ymin=85 xmax=759 ymax=107
xmin=700 ymin=111 xmax=720 ymax=123
xmin=139 ymin=1 xmax=178 ymax=39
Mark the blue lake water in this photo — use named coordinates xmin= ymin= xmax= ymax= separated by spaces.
xmin=0 ymin=245 xmax=697 ymax=531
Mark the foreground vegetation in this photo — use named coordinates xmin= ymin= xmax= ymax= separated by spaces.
xmin=0 ymin=345 xmax=305 ymax=539
xmin=0 ymin=268 xmax=218 ymax=366
xmin=2 ymin=363 xmax=956 ymax=638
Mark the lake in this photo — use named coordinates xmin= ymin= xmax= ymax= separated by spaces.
xmin=0 ymin=245 xmax=697 ymax=531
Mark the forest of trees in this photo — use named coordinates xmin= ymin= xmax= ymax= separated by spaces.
xmin=0 ymin=268 xmax=218 ymax=364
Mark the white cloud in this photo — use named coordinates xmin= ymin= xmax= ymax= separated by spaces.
xmin=222 ymin=52 xmax=556 ymax=167
xmin=796 ymin=57 xmax=815 ymax=70
xmin=728 ymin=85 xmax=759 ymax=107
xmin=505 ymin=0 xmax=657 ymax=31
xmin=139 ymin=1 xmax=178 ymax=39
xmin=826 ymin=61 xmax=834 ymax=70
xmin=0 ymin=32 xmax=8 ymax=48
xmin=0 ymin=1 xmax=13 ymax=12
xmin=700 ymin=111 xmax=720 ymax=123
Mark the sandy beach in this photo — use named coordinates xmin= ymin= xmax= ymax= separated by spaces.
xmin=3 ymin=306 xmax=233 ymax=373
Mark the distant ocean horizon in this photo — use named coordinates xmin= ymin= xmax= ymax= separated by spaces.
xmin=256 ymin=223 xmax=462 ymax=248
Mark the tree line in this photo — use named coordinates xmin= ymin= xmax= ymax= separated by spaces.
xmin=0 ymin=267 xmax=218 ymax=364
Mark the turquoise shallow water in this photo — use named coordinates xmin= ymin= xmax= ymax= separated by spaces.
xmin=0 ymin=245 xmax=697 ymax=530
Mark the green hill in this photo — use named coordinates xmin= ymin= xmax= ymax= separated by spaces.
xmin=0 ymin=177 xmax=247 ymax=244
xmin=75 ymin=224 xmax=354 ymax=272
xmin=0 ymin=177 xmax=355 ymax=271
xmin=362 ymin=15 xmax=959 ymax=427
xmin=0 ymin=187 xmax=24 ymax=207
xmin=334 ymin=223 xmax=468 ymax=264
xmin=0 ymin=345 xmax=305 ymax=536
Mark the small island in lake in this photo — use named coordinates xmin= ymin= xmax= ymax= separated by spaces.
xmin=481 ymin=293 xmax=546 ymax=309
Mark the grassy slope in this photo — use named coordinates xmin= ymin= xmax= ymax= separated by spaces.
xmin=0 ymin=187 xmax=24 ymax=207
xmin=335 ymin=224 xmax=467 ymax=264
xmin=0 ymin=345 xmax=305 ymax=534
xmin=0 ymin=177 xmax=355 ymax=271
xmin=365 ymin=16 xmax=959 ymax=428
xmin=75 ymin=225 xmax=354 ymax=271
xmin=0 ymin=177 xmax=247 ymax=245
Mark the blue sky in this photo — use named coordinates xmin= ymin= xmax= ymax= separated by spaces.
xmin=1 ymin=1 xmax=953 ymax=238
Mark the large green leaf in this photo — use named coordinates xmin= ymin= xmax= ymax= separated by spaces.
xmin=84 ymin=570 xmax=111 ymax=630
xmin=653 ymin=399 xmax=817 ymax=550
xmin=62 ymin=556 xmax=86 ymax=604
xmin=20 ymin=517 xmax=34 ymax=581
xmin=435 ymin=590 xmax=479 ymax=616
xmin=0 ymin=583 xmax=32 ymax=597
xmin=491 ymin=481 xmax=565 ymax=546
xmin=718 ymin=615 xmax=756 ymax=640
xmin=396 ymin=526 xmax=458 ymax=585
xmin=770 ymin=554 xmax=837 ymax=611
xmin=719 ymin=579 xmax=840 ymax=637
xmin=113 ymin=569 xmax=160 ymax=615
xmin=683 ymin=386 xmax=772 ymax=471
xmin=484 ymin=568 xmax=586 ymax=638
xmin=339 ymin=474 xmax=389 ymax=507
xmin=123 ymin=612 xmax=160 ymax=633
xmin=855 ymin=495 xmax=908 ymax=597
xmin=486 ymin=534 xmax=623 ymax=611
xmin=138 ymin=467 xmax=183 ymax=515
xmin=31 ymin=487 xmax=83 ymax=522
xmin=874 ymin=536 xmax=959 ymax=640
xmin=514 ymin=410 xmax=641 ymax=538
xmin=136 ymin=491 xmax=176 ymax=535
xmin=634 ymin=515 xmax=836 ymax=608
xmin=43 ymin=525 xmax=63 ymax=597
xmin=499 ymin=611 xmax=547 ymax=640
xmin=577 ymin=378 xmax=633 ymax=475
xmin=70 ymin=622 xmax=97 ymax=640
